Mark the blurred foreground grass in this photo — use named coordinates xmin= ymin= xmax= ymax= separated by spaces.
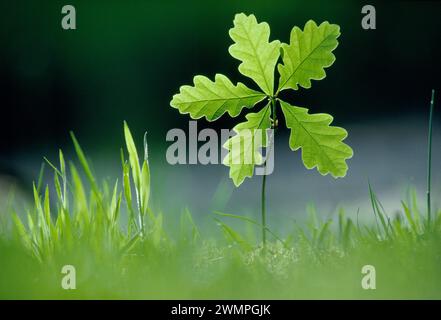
xmin=0 ymin=124 xmax=440 ymax=299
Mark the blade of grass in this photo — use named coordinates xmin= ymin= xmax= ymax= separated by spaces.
xmin=181 ymin=208 xmax=200 ymax=244
xmin=427 ymin=89 xmax=435 ymax=228
xmin=368 ymin=182 xmax=390 ymax=238
xmin=214 ymin=218 xmax=252 ymax=251
xmin=401 ymin=200 xmax=419 ymax=235
xmin=70 ymin=131 xmax=101 ymax=202
xmin=36 ymin=162 xmax=46 ymax=194
xmin=213 ymin=211 xmax=284 ymax=244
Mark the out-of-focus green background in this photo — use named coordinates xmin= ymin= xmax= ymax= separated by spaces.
xmin=1 ymin=0 xmax=440 ymax=152
xmin=1 ymin=1 xmax=440 ymax=228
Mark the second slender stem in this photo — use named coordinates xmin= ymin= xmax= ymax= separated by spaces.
xmin=427 ymin=89 xmax=435 ymax=229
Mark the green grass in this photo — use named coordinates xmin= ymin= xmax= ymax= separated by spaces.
xmin=0 ymin=124 xmax=440 ymax=299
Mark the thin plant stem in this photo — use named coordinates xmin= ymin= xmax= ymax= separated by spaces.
xmin=427 ymin=89 xmax=435 ymax=229
xmin=261 ymin=172 xmax=267 ymax=246
xmin=261 ymin=98 xmax=278 ymax=247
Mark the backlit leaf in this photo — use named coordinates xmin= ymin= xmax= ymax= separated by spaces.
xmin=277 ymin=20 xmax=339 ymax=92
xmin=170 ymin=74 xmax=265 ymax=121
xmin=280 ymin=100 xmax=352 ymax=177
xmin=229 ymin=13 xmax=280 ymax=95
xmin=223 ymin=104 xmax=272 ymax=186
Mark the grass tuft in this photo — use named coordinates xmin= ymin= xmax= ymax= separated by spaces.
xmin=0 ymin=122 xmax=440 ymax=299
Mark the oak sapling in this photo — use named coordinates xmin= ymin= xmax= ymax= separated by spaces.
xmin=170 ymin=13 xmax=353 ymax=245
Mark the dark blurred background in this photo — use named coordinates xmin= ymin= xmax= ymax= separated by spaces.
xmin=1 ymin=0 xmax=440 ymax=230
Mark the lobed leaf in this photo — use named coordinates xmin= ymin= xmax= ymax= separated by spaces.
xmin=280 ymin=100 xmax=352 ymax=177
xmin=277 ymin=20 xmax=340 ymax=92
xmin=229 ymin=13 xmax=280 ymax=95
xmin=223 ymin=104 xmax=271 ymax=186
xmin=170 ymin=74 xmax=265 ymax=121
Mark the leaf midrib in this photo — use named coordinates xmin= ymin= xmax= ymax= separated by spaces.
xmin=240 ymin=19 xmax=272 ymax=95
xmin=236 ymin=105 xmax=271 ymax=182
xmin=282 ymin=104 xmax=337 ymax=172
xmin=177 ymin=94 xmax=265 ymax=105
xmin=278 ymin=27 xmax=336 ymax=93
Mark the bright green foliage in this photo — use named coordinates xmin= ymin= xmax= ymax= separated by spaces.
xmin=280 ymin=100 xmax=353 ymax=177
xmin=223 ymin=105 xmax=271 ymax=186
xmin=124 ymin=121 xmax=142 ymax=193
xmin=123 ymin=121 xmax=150 ymax=234
xmin=228 ymin=13 xmax=281 ymax=95
xmin=4 ymin=164 xmax=441 ymax=299
xmin=2 ymin=120 xmax=441 ymax=299
xmin=171 ymin=13 xmax=352 ymax=186
xmin=170 ymin=74 xmax=265 ymax=121
xmin=278 ymin=20 xmax=340 ymax=92
xmin=8 ymin=123 xmax=153 ymax=262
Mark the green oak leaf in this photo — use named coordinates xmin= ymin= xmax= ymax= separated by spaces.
xmin=277 ymin=20 xmax=340 ymax=92
xmin=170 ymin=74 xmax=266 ymax=121
xmin=171 ymin=14 xmax=352 ymax=188
xmin=280 ymin=100 xmax=352 ymax=177
xmin=223 ymin=104 xmax=271 ymax=186
xmin=229 ymin=13 xmax=280 ymax=96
